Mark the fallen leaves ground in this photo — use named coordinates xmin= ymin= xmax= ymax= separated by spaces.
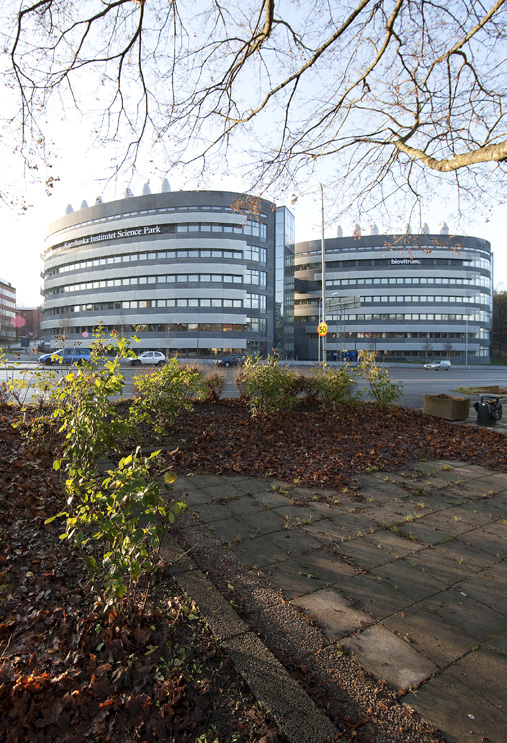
xmin=166 ymin=400 xmax=506 ymax=489
xmin=0 ymin=409 xmax=283 ymax=743
xmin=0 ymin=400 xmax=505 ymax=742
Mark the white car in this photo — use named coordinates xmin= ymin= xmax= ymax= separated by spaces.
xmin=129 ymin=351 xmax=166 ymax=367
xmin=424 ymin=360 xmax=451 ymax=371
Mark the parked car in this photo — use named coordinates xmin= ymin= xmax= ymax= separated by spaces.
xmin=129 ymin=351 xmax=166 ymax=367
xmin=424 ymin=360 xmax=452 ymax=371
xmin=39 ymin=348 xmax=91 ymax=365
xmin=213 ymin=355 xmax=245 ymax=368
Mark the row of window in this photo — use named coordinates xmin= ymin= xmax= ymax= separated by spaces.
xmin=298 ymin=312 xmax=490 ymax=322
xmin=315 ymin=330 xmax=487 ymax=340
xmin=45 ymin=245 xmax=268 ymax=277
xmin=296 ymin=295 xmax=490 ymax=307
xmin=43 ymin=318 xmax=268 ymax=335
xmin=44 ymin=293 xmax=268 ymax=315
xmin=45 ymin=269 xmax=268 ymax=296
xmin=326 ymin=276 xmax=491 ymax=288
xmin=169 ymin=220 xmax=267 ymax=240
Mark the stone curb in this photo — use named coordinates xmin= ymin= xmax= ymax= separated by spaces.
xmin=160 ymin=536 xmax=338 ymax=743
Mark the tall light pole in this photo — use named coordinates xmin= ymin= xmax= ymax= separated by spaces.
xmin=291 ymin=183 xmax=326 ymax=363
xmin=319 ymin=184 xmax=326 ymax=363
xmin=465 ymin=315 xmax=469 ymax=367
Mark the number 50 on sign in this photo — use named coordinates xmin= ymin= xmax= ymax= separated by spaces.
xmin=317 ymin=322 xmax=328 ymax=337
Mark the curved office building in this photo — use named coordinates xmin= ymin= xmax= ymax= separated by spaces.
xmin=294 ymin=231 xmax=493 ymax=363
xmin=41 ymin=187 xmax=295 ymax=357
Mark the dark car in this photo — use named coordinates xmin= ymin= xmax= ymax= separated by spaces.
xmin=39 ymin=348 xmax=92 ymax=365
xmin=214 ymin=355 xmax=245 ymax=368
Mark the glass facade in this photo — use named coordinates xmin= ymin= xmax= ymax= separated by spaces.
xmin=294 ymin=233 xmax=493 ymax=363
xmin=41 ymin=190 xmax=296 ymax=358
xmin=274 ymin=207 xmax=295 ymax=358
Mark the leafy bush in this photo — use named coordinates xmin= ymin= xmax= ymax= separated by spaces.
xmin=358 ymin=352 xmax=403 ymax=407
xmin=51 ymin=334 xmax=134 ymax=471
xmin=50 ymin=448 xmax=183 ymax=615
xmin=312 ymin=363 xmax=360 ymax=410
xmin=132 ymin=358 xmax=205 ymax=432
xmin=242 ymin=354 xmax=298 ymax=417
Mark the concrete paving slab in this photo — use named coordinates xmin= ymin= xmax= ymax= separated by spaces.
xmin=330 ymin=511 xmax=380 ymax=534
xmin=362 ymin=530 xmax=425 ymax=557
xmin=398 ymin=521 xmax=458 ymax=545
xmin=293 ymin=550 xmax=359 ymax=585
xmin=181 ymin=473 xmax=224 ymax=489
xmin=482 ymin=518 xmax=507 ymax=536
xmin=200 ymin=481 xmax=245 ymax=500
xmin=226 ymin=494 xmax=266 ymax=517
xmin=457 ymin=528 xmax=507 ymax=558
xmin=303 ymin=519 xmax=353 ymax=545
xmin=261 ymin=560 xmax=328 ymax=599
xmin=484 ymin=560 xmax=507 ymax=585
xmin=451 ymin=479 xmax=502 ymax=499
xmin=402 ymin=672 xmax=507 ymax=743
xmin=371 ymin=559 xmax=446 ymax=602
xmin=338 ymin=536 xmax=398 ymax=570
xmin=291 ymin=587 xmax=373 ymax=639
xmin=252 ymin=490 xmax=297 ymax=509
xmin=405 ymin=546 xmax=476 ymax=584
xmin=454 ymin=573 xmax=506 ymax=616
xmin=433 ymin=538 xmax=501 ymax=572
xmin=224 ymin=476 xmax=276 ymax=493
xmin=190 ymin=501 xmax=235 ymax=523
xmin=426 ymin=587 xmax=506 ymax=641
xmin=271 ymin=504 xmax=323 ymax=525
xmin=448 ymin=648 xmax=506 ymax=711
xmin=242 ymin=509 xmax=286 ymax=535
xmin=266 ymin=527 xmax=324 ymax=555
xmin=208 ymin=515 xmax=261 ymax=544
xmin=179 ymin=489 xmax=215 ymax=507
xmin=484 ymin=629 xmax=506 ymax=655
xmin=232 ymin=533 xmax=289 ymax=568
xmin=382 ymin=605 xmax=477 ymax=668
xmin=338 ymin=574 xmax=411 ymax=620
xmin=442 ymin=504 xmax=497 ymax=527
xmin=342 ymin=624 xmax=437 ymax=690
xmin=415 ymin=511 xmax=474 ymax=536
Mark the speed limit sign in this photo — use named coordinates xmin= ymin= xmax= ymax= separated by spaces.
xmin=317 ymin=322 xmax=328 ymax=336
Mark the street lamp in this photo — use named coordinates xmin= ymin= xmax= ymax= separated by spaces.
xmin=291 ymin=183 xmax=326 ymax=362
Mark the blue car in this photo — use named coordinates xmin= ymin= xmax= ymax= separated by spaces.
xmin=39 ymin=348 xmax=92 ymax=365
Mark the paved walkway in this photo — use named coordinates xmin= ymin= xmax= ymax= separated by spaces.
xmin=171 ymin=459 xmax=506 ymax=743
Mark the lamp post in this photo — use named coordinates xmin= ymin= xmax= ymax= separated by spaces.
xmin=319 ymin=184 xmax=326 ymax=363
xmin=465 ymin=315 xmax=469 ymax=368
xmin=291 ymin=183 xmax=326 ymax=362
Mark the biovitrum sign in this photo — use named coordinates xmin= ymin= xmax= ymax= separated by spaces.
xmin=390 ymin=258 xmax=421 ymax=265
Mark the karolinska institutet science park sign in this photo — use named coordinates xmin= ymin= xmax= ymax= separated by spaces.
xmin=59 ymin=225 xmax=164 ymax=251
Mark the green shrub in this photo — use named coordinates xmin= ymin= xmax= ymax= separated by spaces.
xmin=51 ymin=334 xmax=135 ymax=471
xmin=358 ymin=351 xmax=403 ymax=406
xmin=132 ymin=358 xmax=205 ymax=432
xmin=313 ymin=363 xmax=360 ymax=410
xmin=242 ymin=354 xmax=298 ymax=417
xmin=49 ymin=448 xmax=183 ymax=616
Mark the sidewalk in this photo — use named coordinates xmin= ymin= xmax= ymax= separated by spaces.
xmin=167 ymin=459 xmax=506 ymax=743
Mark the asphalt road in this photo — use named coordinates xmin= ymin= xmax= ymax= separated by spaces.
xmin=1 ymin=360 xmax=505 ymax=409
